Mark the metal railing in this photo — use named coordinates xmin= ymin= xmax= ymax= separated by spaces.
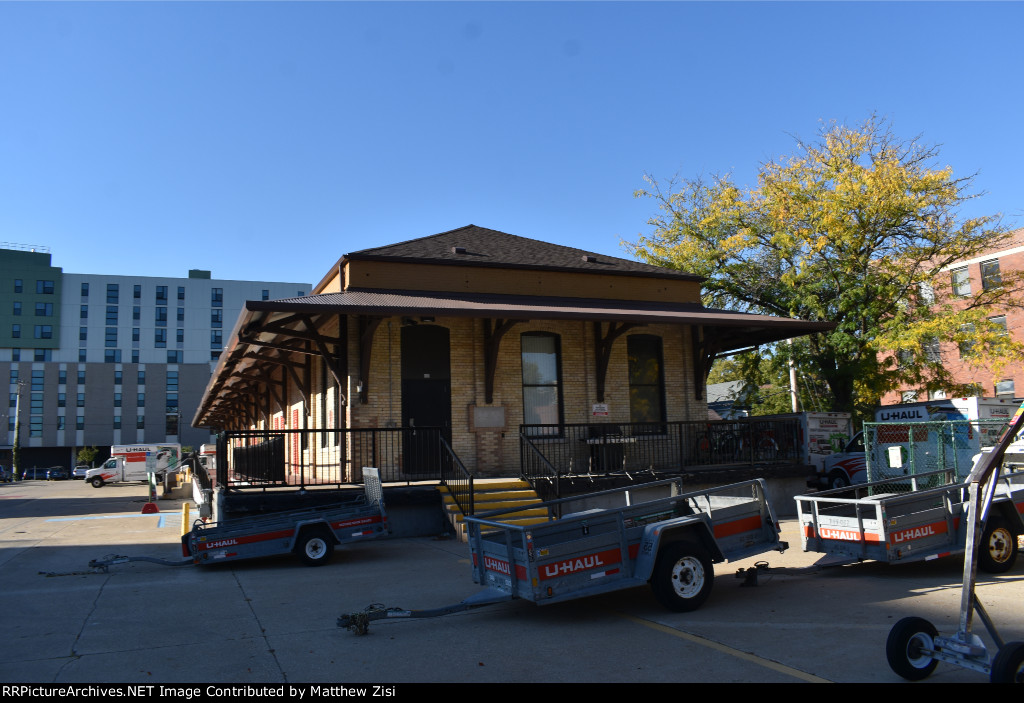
xmin=864 ymin=419 xmax=1011 ymax=484
xmin=217 ymin=427 xmax=449 ymax=489
xmin=519 ymin=417 xmax=802 ymax=482
xmin=439 ymin=437 xmax=474 ymax=516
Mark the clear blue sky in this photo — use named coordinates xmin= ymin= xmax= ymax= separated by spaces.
xmin=2 ymin=1 xmax=1021 ymax=286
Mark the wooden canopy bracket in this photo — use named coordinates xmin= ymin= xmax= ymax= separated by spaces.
xmin=358 ymin=315 xmax=385 ymax=404
xmin=594 ymin=321 xmax=640 ymax=403
xmin=483 ymin=318 xmax=525 ymax=404
xmin=690 ymin=325 xmax=721 ymax=401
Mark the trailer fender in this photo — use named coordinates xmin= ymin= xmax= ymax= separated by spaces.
xmin=634 ymin=516 xmax=724 ymax=581
xmin=989 ymin=499 xmax=1024 ymax=533
xmin=289 ymin=519 xmax=340 ymax=551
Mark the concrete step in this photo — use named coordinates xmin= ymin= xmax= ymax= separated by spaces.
xmin=437 ymin=479 xmax=545 ymax=541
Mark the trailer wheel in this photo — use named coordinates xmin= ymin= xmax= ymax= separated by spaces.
xmin=990 ymin=641 xmax=1024 ymax=683
xmin=650 ymin=542 xmax=714 ymax=612
xmin=296 ymin=530 xmax=334 ymax=567
xmin=886 ymin=617 xmax=938 ymax=681
xmin=90 ymin=476 xmax=104 ymax=488
xmin=827 ymin=469 xmax=850 ymax=490
xmin=978 ymin=519 xmax=1017 ymax=574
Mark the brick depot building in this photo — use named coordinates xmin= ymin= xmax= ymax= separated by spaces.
xmin=192 ymin=225 xmax=832 ymax=484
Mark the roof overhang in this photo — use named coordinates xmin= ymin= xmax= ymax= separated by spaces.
xmin=194 ymin=289 xmax=834 ymax=429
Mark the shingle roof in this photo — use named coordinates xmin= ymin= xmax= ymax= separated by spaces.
xmin=345 ymin=224 xmax=702 ymax=281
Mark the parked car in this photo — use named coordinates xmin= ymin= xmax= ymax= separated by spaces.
xmin=0 ymin=466 xmax=11 ymax=482
xmin=21 ymin=467 xmax=69 ymax=481
xmin=72 ymin=465 xmax=90 ymax=479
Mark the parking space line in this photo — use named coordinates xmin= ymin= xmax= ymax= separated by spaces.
xmin=47 ymin=512 xmax=181 ymax=528
xmin=615 ymin=612 xmax=832 ymax=683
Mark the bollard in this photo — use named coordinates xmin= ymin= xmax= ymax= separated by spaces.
xmin=181 ymin=502 xmax=191 ymax=536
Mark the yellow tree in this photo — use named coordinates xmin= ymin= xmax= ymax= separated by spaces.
xmin=629 ymin=116 xmax=1024 ymax=420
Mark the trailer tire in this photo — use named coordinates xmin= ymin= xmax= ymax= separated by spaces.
xmin=990 ymin=641 xmax=1024 ymax=683
xmin=827 ymin=469 xmax=850 ymax=490
xmin=978 ymin=519 xmax=1017 ymax=574
xmin=650 ymin=542 xmax=714 ymax=612
xmin=296 ymin=530 xmax=334 ymax=567
xmin=886 ymin=617 xmax=938 ymax=681
xmin=90 ymin=477 xmax=104 ymax=488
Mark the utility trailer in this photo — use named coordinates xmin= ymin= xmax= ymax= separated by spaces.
xmin=795 ymin=468 xmax=1024 ymax=574
xmin=184 ymin=468 xmax=388 ymax=566
xmin=339 ymin=477 xmax=787 ymax=633
xmin=92 ymin=468 xmax=388 ymax=570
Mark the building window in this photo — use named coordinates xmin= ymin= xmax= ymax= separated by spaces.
xmin=79 ymin=349 xmax=87 ymax=362
xmin=14 ymin=279 xmax=22 ymax=293
xmin=521 ymin=332 xmax=563 ymax=432
xmin=9 ymin=369 xmax=17 ymax=383
xmin=11 ymin=349 xmax=19 ymax=361
xmin=113 ymin=416 xmax=121 ymax=429
xmin=168 ymin=350 xmax=183 ymax=363
xmin=131 ymin=350 xmax=139 ymax=363
xmin=959 ymin=323 xmax=975 ymax=358
xmin=166 ymin=393 xmax=178 ymax=412
xmin=138 ymin=370 xmax=146 ymax=385
xmin=105 ymin=327 xmax=117 ymax=347
xmin=628 ymin=335 xmax=667 ymax=426
xmin=178 ymin=286 xmax=185 ymax=301
xmin=262 ymin=289 xmax=270 ymax=300
xmin=137 ymin=414 xmax=145 ymax=430
xmin=105 ymin=349 xmax=122 ymax=363
xmin=177 ymin=307 xmax=185 ymax=323
xmin=211 ymin=330 xmax=222 ymax=349
xmin=995 ymin=379 xmax=1015 ymax=396
xmin=58 ymin=369 xmax=66 ymax=385
xmin=210 ymin=351 xmax=220 ymax=361
xmin=56 ymin=416 xmax=65 ymax=431
xmin=115 ymin=370 xmax=122 ymax=385
xmin=79 ymin=327 xmax=87 ymax=342
xmin=77 ymin=416 xmax=85 ymax=430
xmin=951 ymin=267 xmax=971 ymax=297
xmin=11 ymin=324 xmax=20 ymax=339
xmin=922 ymin=337 xmax=941 ymax=363
xmin=35 ymin=302 xmax=53 ymax=316
xmin=80 ymin=305 xmax=88 ymax=319
xmin=176 ymin=329 xmax=184 ymax=344
xmin=114 ymin=392 xmax=122 ymax=408
xmin=211 ymin=288 xmax=223 ymax=307
xmin=155 ymin=307 xmax=167 ymax=326
xmin=134 ymin=284 xmax=141 ymax=300
xmin=981 ymin=260 xmax=1001 ymax=291
xmin=81 ymin=282 xmax=89 ymax=297
xmin=37 ymin=280 xmax=55 ymax=294
xmin=137 ymin=393 xmax=145 ymax=407
xmin=211 ymin=309 xmax=223 ymax=328
xmin=156 ymin=286 xmax=167 ymax=304
xmin=106 ymin=284 xmax=119 ymax=304
xmin=77 ymin=393 xmax=85 ymax=408
xmin=77 ymin=369 xmax=86 ymax=384
xmin=13 ymin=302 xmax=21 ymax=316
xmin=166 ymin=414 xmax=178 ymax=436
xmin=58 ymin=392 xmax=66 ymax=408
xmin=33 ymin=325 xmax=53 ymax=339
xmin=106 ymin=306 xmax=118 ymax=325
xmin=34 ymin=349 xmax=51 ymax=362
xmin=155 ymin=329 xmax=167 ymax=348
xmin=990 ymin=315 xmax=1008 ymax=335
xmin=133 ymin=306 xmax=140 ymax=321
xmin=132 ymin=327 xmax=140 ymax=342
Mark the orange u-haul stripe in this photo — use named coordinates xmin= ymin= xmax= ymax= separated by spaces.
xmin=890 ymin=520 xmax=948 ymax=545
xmin=713 ymin=515 xmax=764 ymax=539
xmin=538 ymin=547 xmax=623 ymax=581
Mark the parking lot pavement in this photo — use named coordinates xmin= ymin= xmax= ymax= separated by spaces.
xmin=1 ymin=479 xmax=1022 ymax=684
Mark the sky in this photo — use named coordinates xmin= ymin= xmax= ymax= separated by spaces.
xmin=1 ymin=1 xmax=1022 ymax=287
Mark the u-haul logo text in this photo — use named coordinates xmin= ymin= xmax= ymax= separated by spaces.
xmin=483 ymin=555 xmax=510 ymax=575
xmin=891 ymin=523 xmax=945 ymax=543
xmin=819 ymin=527 xmax=862 ymax=541
xmin=539 ymin=548 xmax=622 ymax=580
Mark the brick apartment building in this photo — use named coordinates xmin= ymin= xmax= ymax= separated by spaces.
xmin=883 ymin=227 xmax=1024 ymax=404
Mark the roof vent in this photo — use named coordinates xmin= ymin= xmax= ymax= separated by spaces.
xmin=581 ymin=255 xmax=597 ymax=263
xmin=451 ymin=246 xmax=466 ymax=254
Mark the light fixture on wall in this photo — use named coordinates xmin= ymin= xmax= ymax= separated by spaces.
xmin=420 ymin=316 xmax=434 ymax=323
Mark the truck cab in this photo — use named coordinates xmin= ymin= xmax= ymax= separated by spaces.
xmin=86 ymin=445 xmax=181 ymax=488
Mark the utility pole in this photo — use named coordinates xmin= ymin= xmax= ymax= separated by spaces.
xmin=787 ymin=338 xmax=799 ymax=413
xmin=12 ymin=379 xmax=24 ymax=480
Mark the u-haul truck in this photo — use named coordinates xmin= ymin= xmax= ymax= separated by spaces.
xmin=86 ymin=444 xmax=182 ymax=488
xmin=817 ymin=397 xmax=1021 ymax=488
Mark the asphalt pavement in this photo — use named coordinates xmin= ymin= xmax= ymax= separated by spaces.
xmin=1 ymin=477 xmax=1022 ymax=684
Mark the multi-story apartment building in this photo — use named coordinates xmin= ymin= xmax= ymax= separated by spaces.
xmin=0 ymin=244 xmax=309 ymax=469
xmin=883 ymin=227 xmax=1024 ymax=405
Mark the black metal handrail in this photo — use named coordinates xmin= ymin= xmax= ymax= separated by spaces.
xmin=439 ymin=436 xmax=474 ymax=516
xmin=520 ymin=432 xmax=562 ymax=499
xmin=518 ymin=417 xmax=802 ymax=480
xmin=217 ymin=426 xmax=449 ymax=489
